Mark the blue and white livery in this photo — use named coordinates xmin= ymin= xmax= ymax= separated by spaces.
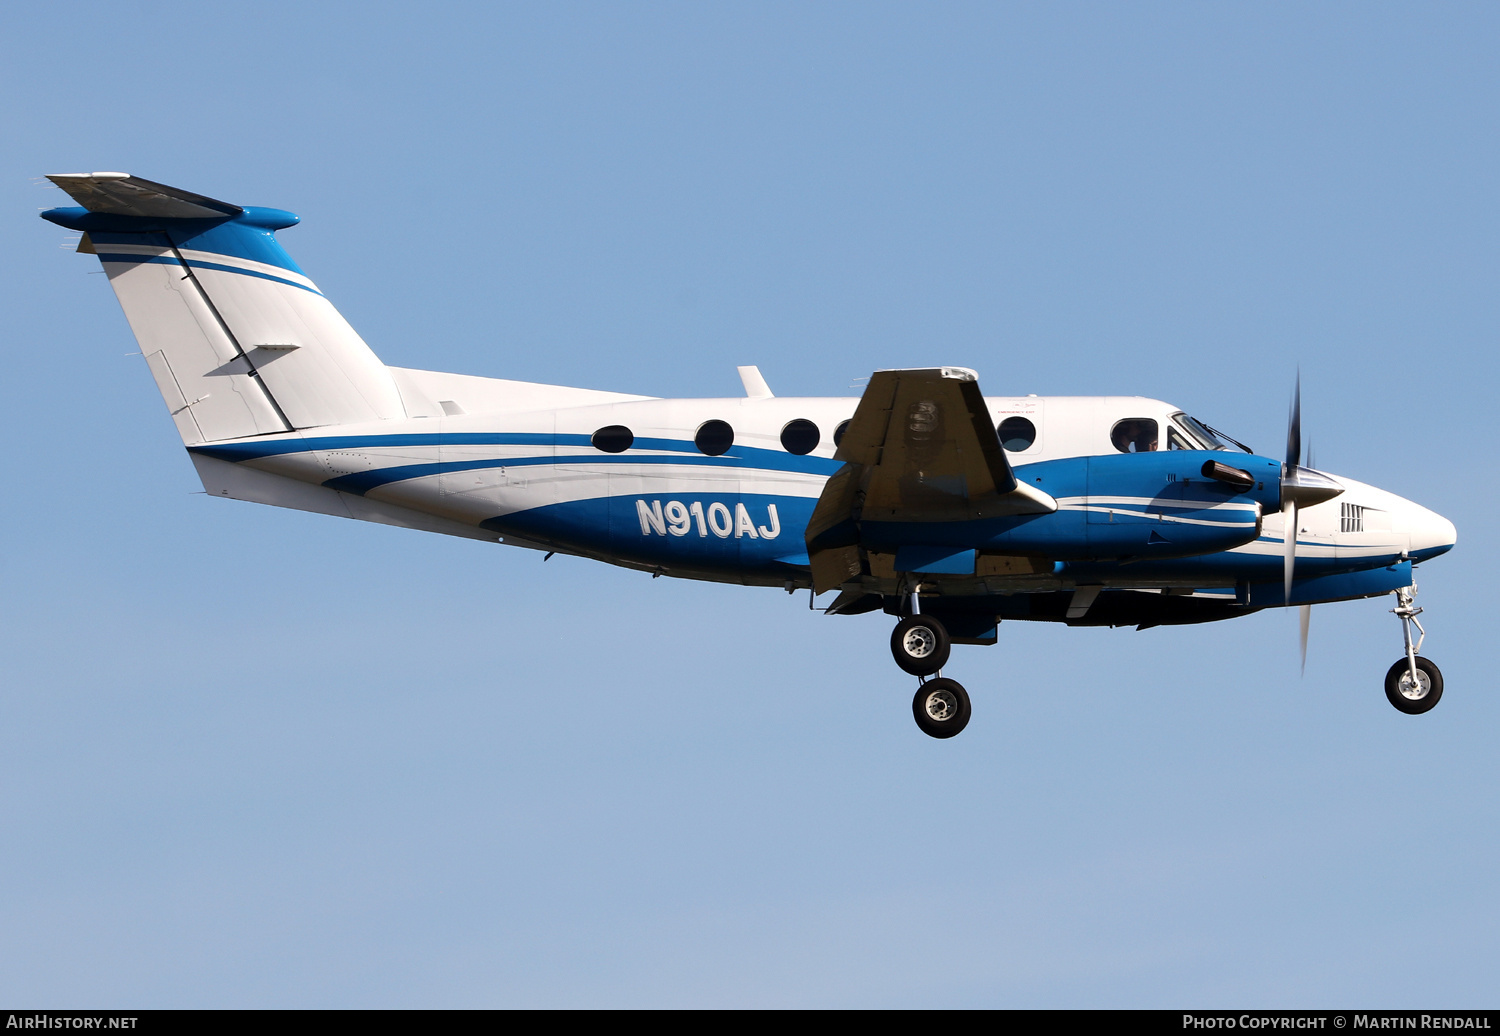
xmin=41 ymin=172 xmax=1457 ymax=738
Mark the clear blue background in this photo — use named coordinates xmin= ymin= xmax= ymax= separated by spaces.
xmin=2 ymin=1 xmax=1495 ymax=1007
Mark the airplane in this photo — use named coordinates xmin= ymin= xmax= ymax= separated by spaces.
xmin=39 ymin=172 xmax=1458 ymax=739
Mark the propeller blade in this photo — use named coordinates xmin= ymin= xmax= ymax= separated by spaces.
xmin=1299 ymin=604 xmax=1311 ymax=675
xmin=1283 ymin=500 xmax=1298 ymax=606
xmin=1286 ymin=371 xmax=1302 ymax=471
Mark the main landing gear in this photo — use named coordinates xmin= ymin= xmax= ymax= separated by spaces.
xmin=912 ymin=678 xmax=971 ymax=739
xmin=1385 ymin=585 xmax=1443 ymax=715
xmin=891 ymin=614 xmax=950 ymax=676
xmin=889 ymin=606 xmax=971 ymax=738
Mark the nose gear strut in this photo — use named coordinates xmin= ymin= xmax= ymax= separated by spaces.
xmin=1385 ymin=584 xmax=1444 ymax=715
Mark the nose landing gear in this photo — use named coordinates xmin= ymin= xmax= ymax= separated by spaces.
xmin=1386 ymin=585 xmax=1443 ymax=715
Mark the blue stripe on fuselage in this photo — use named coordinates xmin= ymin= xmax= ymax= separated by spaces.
xmin=191 ymin=432 xmax=843 ymax=492
xmin=323 ymin=451 xmax=836 ymax=494
xmin=1062 ymin=549 xmax=1406 ymax=586
xmin=191 ymin=432 xmax=560 ymax=462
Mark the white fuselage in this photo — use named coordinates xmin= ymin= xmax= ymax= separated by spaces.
xmin=189 ymin=371 xmax=1455 ymax=598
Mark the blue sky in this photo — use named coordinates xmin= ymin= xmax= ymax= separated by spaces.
xmin=2 ymin=1 xmax=1496 ymax=1007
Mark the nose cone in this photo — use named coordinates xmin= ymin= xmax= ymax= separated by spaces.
xmin=1408 ymin=504 xmax=1457 ymax=561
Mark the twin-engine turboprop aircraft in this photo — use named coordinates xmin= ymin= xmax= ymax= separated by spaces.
xmin=41 ymin=172 xmax=1458 ymax=738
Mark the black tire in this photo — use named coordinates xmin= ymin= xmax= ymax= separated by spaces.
xmin=1385 ymin=656 xmax=1443 ymax=715
xmin=912 ymin=678 xmax=971 ymax=739
xmin=890 ymin=614 xmax=951 ymax=676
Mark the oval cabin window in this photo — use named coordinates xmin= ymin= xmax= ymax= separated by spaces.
xmin=591 ymin=425 xmax=633 ymax=453
xmin=780 ymin=419 xmax=820 ymax=455
xmin=694 ymin=420 xmax=735 ymax=457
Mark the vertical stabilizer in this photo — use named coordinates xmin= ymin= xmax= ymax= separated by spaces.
xmin=43 ymin=173 xmax=405 ymax=444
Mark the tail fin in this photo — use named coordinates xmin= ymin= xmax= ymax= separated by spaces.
xmin=43 ymin=172 xmax=404 ymax=444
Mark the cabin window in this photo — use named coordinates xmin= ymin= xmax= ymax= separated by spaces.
xmin=591 ymin=425 xmax=633 ymax=453
xmin=997 ymin=416 xmax=1036 ymax=452
xmin=833 ymin=419 xmax=851 ymax=447
xmin=1111 ymin=418 xmax=1158 ymax=453
xmin=695 ymin=419 xmax=735 ymax=456
xmin=780 ymin=419 xmax=820 ymax=455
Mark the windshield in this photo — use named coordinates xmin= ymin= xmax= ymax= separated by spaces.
xmin=1173 ymin=412 xmax=1251 ymax=453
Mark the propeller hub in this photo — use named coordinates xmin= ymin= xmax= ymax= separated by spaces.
xmin=1281 ymin=464 xmax=1345 ymax=510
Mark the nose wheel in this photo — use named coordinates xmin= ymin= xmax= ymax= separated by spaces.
xmin=1387 ymin=586 xmax=1443 ymax=715
xmin=1385 ymin=656 xmax=1442 ymax=714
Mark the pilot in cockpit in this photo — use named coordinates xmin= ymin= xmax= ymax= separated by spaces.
xmin=1111 ymin=418 xmax=1159 ymax=453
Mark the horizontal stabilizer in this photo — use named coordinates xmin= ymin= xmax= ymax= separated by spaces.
xmin=47 ymin=172 xmax=243 ymax=219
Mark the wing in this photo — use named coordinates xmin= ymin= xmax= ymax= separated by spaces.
xmin=805 ymin=367 xmax=1056 ymax=592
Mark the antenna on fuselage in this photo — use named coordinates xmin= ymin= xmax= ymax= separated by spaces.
xmin=737 ymin=366 xmax=773 ymax=399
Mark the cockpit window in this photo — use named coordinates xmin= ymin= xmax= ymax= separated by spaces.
xmin=1168 ymin=427 xmax=1193 ymax=450
xmin=1174 ymin=412 xmax=1250 ymax=453
xmin=1111 ymin=418 xmax=1158 ymax=453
